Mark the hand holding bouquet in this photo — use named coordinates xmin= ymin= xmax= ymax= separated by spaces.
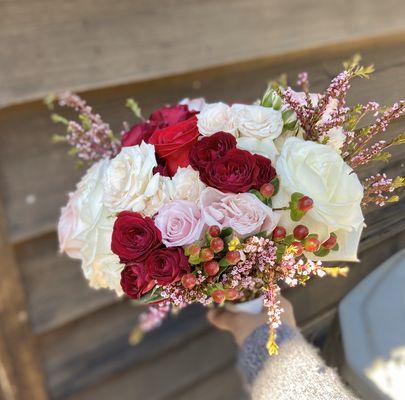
xmin=50 ymin=57 xmax=405 ymax=354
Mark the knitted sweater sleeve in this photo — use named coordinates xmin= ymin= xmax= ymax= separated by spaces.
xmin=238 ymin=324 xmax=360 ymax=400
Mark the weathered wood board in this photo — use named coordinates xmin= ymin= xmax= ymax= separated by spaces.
xmin=1 ymin=0 xmax=405 ymax=107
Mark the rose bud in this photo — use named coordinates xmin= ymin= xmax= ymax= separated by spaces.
xmin=212 ymin=290 xmax=226 ymax=304
xmin=260 ymin=183 xmax=275 ymax=198
xmin=272 ymin=226 xmax=286 ymax=241
xmin=181 ymin=273 xmax=197 ymax=290
xmin=208 ymin=225 xmax=221 ymax=237
xmin=297 ymin=196 xmax=314 ymax=212
xmin=291 ymin=241 xmax=304 ymax=256
xmin=204 ymin=260 xmax=220 ymax=276
xmin=322 ymin=233 xmax=338 ymax=249
xmin=304 ymin=236 xmax=321 ymax=252
xmin=210 ymin=237 xmax=224 ymax=253
xmin=293 ymin=225 xmax=309 ymax=240
xmin=225 ymin=288 xmax=239 ymax=301
xmin=200 ymin=248 xmax=214 ymax=262
xmin=226 ymin=250 xmax=240 ymax=265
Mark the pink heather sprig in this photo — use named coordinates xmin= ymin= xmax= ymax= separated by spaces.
xmin=346 ymin=101 xmax=405 ymax=167
xmin=54 ymin=91 xmax=120 ymax=163
xmin=263 ymin=283 xmax=282 ymax=330
xmin=139 ymin=302 xmax=171 ymax=332
xmin=362 ymin=173 xmax=404 ymax=207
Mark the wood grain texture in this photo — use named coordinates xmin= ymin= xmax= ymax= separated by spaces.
xmin=1 ymin=0 xmax=405 ymax=106
xmin=40 ymin=304 xmax=210 ymax=399
xmin=1 ymin=35 xmax=405 ymax=244
xmin=0 ymin=202 xmax=48 ymax=400
xmin=68 ymin=327 xmax=237 ymax=400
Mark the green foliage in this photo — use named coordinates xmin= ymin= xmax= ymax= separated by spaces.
xmin=132 ymin=287 xmax=162 ymax=305
xmin=289 ymin=192 xmax=305 ymax=222
xmin=51 ymin=113 xmax=68 ymax=125
xmin=373 ymin=152 xmax=391 ymax=162
xmin=126 ymin=98 xmax=143 ymax=120
xmin=44 ymin=93 xmax=56 ymax=110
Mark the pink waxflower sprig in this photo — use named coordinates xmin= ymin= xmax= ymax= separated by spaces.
xmin=46 ymin=92 xmax=120 ymax=164
xmin=362 ymin=174 xmax=405 ymax=207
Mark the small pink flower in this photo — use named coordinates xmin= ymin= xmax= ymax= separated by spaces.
xmin=200 ymin=188 xmax=280 ymax=237
xmin=154 ymin=200 xmax=205 ymax=247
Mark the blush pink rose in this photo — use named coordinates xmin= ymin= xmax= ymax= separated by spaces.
xmin=200 ymin=187 xmax=280 ymax=237
xmin=58 ymin=191 xmax=85 ymax=259
xmin=154 ymin=200 xmax=205 ymax=247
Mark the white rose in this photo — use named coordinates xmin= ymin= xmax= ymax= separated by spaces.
xmin=171 ymin=166 xmax=206 ymax=203
xmin=179 ymin=97 xmax=207 ymax=112
xmin=197 ymin=102 xmax=237 ymax=137
xmin=103 ymin=142 xmax=160 ymax=212
xmin=274 ymin=137 xmax=364 ymax=261
xmin=79 ymin=209 xmax=124 ymax=296
xmin=143 ymin=175 xmax=174 ymax=217
xmin=320 ymin=126 xmax=346 ymax=153
xmin=58 ymin=160 xmax=109 ymax=258
xmin=231 ymin=104 xmax=283 ymax=139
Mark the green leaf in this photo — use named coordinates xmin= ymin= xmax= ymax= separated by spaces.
xmin=51 ymin=113 xmax=69 ymax=125
xmin=219 ymin=258 xmax=230 ymax=267
xmin=373 ymin=152 xmax=391 ymax=162
xmin=220 ymin=227 xmax=233 ymax=238
xmin=52 ymin=134 xmax=67 ymax=143
xmin=391 ymin=133 xmax=405 ymax=146
xmin=270 ymin=177 xmax=279 ymax=196
xmin=132 ymin=288 xmax=163 ymax=305
xmin=249 ymin=189 xmax=265 ymax=202
xmin=289 ymin=192 xmax=307 ymax=222
xmin=44 ymin=93 xmax=56 ymax=110
xmin=332 ymin=243 xmax=339 ymax=252
xmin=126 ymin=98 xmax=143 ymax=119
xmin=313 ymin=247 xmax=330 ymax=257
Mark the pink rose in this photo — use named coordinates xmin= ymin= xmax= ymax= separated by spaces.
xmin=200 ymin=187 xmax=280 ymax=237
xmin=154 ymin=200 xmax=204 ymax=247
xmin=58 ymin=191 xmax=85 ymax=259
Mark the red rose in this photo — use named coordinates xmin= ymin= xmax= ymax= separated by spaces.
xmin=189 ymin=132 xmax=236 ymax=170
xmin=200 ymin=148 xmax=260 ymax=193
xmin=149 ymin=116 xmax=199 ymax=176
xmin=120 ymin=262 xmax=155 ymax=299
xmin=121 ymin=121 xmax=157 ymax=147
xmin=150 ymin=104 xmax=196 ymax=128
xmin=111 ymin=211 xmax=162 ymax=263
xmin=253 ymin=154 xmax=277 ymax=189
xmin=146 ymin=247 xmax=191 ymax=285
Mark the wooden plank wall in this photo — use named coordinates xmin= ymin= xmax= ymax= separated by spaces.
xmin=0 ymin=1 xmax=405 ymax=399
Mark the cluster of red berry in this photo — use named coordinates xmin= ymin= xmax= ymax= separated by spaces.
xmin=181 ymin=225 xmax=241 ymax=304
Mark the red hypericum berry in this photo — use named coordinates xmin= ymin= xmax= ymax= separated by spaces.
xmin=293 ymin=224 xmax=309 ymax=240
xmin=181 ymin=273 xmax=197 ymax=290
xmin=187 ymin=244 xmax=201 ymax=256
xmin=210 ymin=237 xmax=224 ymax=253
xmin=260 ymin=183 xmax=275 ymax=198
xmin=208 ymin=225 xmax=221 ymax=237
xmin=200 ymin=248 xmax=214 ymax=262
xmin=225 ymin=288 xmax=239 ymax=301
xmin=297 ymin=196 xmax=314 ymax=212
xmin=204 ymin=260 xmax=220 ymax=276
xmin=212 ymin=290 xmax=226 ymax=304
xmin=273 ymin=226 xmax=286 ymax=241
xmin=304 ymin=236 xmax=320 ymax=252
xmin=291 ymin=241 xmax=304 ymax=256
xmin=322 ymin=234 xmax=337 ymax=249
xmin=226 ymin=251 xmax=240 ymax=265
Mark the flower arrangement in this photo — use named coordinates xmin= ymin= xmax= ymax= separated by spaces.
xmin=50 ymin=56 xmax=405 ymax=354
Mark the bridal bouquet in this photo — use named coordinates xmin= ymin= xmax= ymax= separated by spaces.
xmin=50 ymin=57 xmax=404 ymax=353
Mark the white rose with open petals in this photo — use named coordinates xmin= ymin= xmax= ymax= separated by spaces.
xmin=200 ymin=187 xmax=280 ymax=237
xmin=320 ymin=126 xmax=346 ymax=153
xmin=197 ymin=102 xmax=237 ymax=137
xmin=58 ymin=159 xmax=108 ymax=259
xmin=274 ymin=137 xmax=364 ymax=261
xmin=143 ymin=175 xmax=174 ymax=217
xmin=154 ymin=200 xmax=205 ymax=247
xmin=103 ymin=142 xmax=160 ymax=212
xmin=171 ymin=166 xmax=206 ymax=203
xmin=79 ymin=209 xmax=124 ymax=296
xmin=232 ymin=104 xmax=283 ymax=139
